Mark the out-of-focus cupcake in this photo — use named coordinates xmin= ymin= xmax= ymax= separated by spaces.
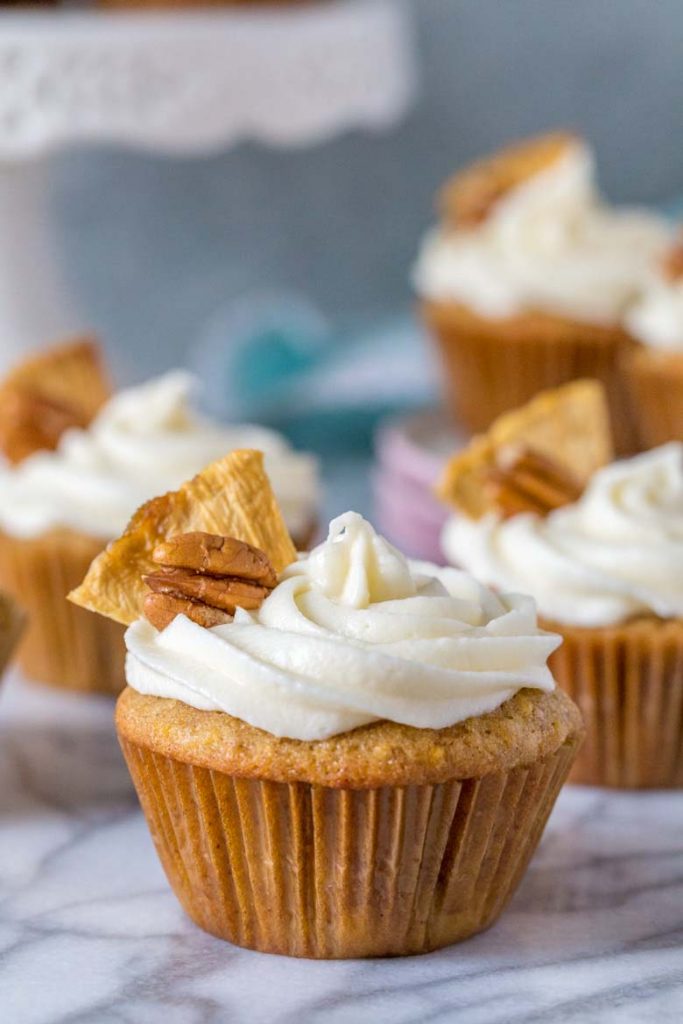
xmin=438 ymin=380 xmax=683 ymax=789
xmin=624 ymin=235 xmax=683 ymax=447
xmin=0 ymin=351 xmax=319 ymax=695
xmin=71 ymin=449 xmax=582 ymax=958
xmin=413 ymin=132 xmax=668 ymax=452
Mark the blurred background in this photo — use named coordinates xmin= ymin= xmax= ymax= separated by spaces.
xmin=3 ymin=0 xmax=683 ymax=521
xmin=48 ymin=0 xmax=683 ymax=377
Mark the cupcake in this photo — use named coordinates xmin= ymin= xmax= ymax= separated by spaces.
xmin=70 ymin=448 xmax=582 ymax=958
xmin=438 ymin=380 xmax=683 ymax=788
xmin=413 ymin=132 xmax=668 ymax=452
xmin=624 ymin=235 xmax=683 ymax=447
xmin=0 ymin=353 xmax=319 ymax=695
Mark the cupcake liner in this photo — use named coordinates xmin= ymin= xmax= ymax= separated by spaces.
xmin=119 ymin=734 xmax=580 ymax=958
xmin=421 ymin=299 xmax=636 ymax=453
xmin=0 ymin=590 xmax=25 ymax=678
xmin=0 ymin=529 xmax=125 ymax=694
xmin=623 ymin=349 xmax=683 ymax=448
xmin=547 ymin=617 xmax=683 ymax=788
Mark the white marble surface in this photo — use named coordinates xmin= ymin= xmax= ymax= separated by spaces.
xmin=1 ymin=670 xmax=682 ymax=1024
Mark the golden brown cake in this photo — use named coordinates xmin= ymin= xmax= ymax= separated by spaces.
xmin=414 ymin=132 xmax=669 ymax=454
xmin=118 ymin=686 xmax=581 ymax=957
xmin=439 ymin=381 xmax=683 ymax=788
xmin=72 ymin=448 xmax=583 ymax=958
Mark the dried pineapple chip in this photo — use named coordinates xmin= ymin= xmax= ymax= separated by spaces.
xmin=440 ymin=131 xmax=578 ymax=227
xmin=437 ymin=380 xmax=614 ymax=519
xmin=0 ymin=336 xmax=111 ymax=463
xmin=69 ymin=449 xmax=297 ymax=625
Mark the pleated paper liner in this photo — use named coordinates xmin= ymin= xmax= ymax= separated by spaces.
xmin=421 ymin=299 xmax=637 ymax=454
xmin=0 ymin=589 xmax=25 ymax=679
xmin=119 ymin=734 xmax=580 ymax=959
xmin=623 ymin=348 xmax=683 ymax=448
xmin=0 ymin=528 xmax=125 ymax=695
xmin=546 ymin=616 xmax=683 ymax=788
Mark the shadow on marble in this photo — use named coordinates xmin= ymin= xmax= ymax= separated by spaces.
xmin=0 ymin=721 xmax=136 ymax=816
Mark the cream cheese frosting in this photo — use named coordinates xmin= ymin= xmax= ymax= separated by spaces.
xmin=0 ymin=371 xmax=318 ymax=541
xmin=413 ymin=140 xmax=668 ymax=325
xmin=442 ymin=443 xmax=683 ymax=628
xmin=125 ymin=512 xmax=559 ymax=741
xmin=627 ymin=271 xmax=683 ymax=352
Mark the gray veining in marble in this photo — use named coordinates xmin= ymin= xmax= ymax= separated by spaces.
xmin=1 ymin=665 xmax=682 ymax=1024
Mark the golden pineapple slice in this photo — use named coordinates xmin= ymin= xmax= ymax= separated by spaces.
xmin=69 ymin=449 xmax=297 ymax=625
xmin=437 ymin=379 xmax=614 ymax=519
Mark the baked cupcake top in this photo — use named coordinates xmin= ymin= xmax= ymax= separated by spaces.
xmin=627 ymin=236 xmax=683 ymax=352
xmin=71 ymin=449 xmax=562 ymax=752
xmin=0 ymin=371 xmax=318 ymax=542
xmin=413 ymin=132 xmax=668 ymax=325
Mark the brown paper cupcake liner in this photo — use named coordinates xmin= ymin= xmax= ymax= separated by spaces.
xmin=546 ymin=617 xmax=683 ymax=788
xmin=0 ymin=590 xmax=25 ymax=679
xmin=0 ymin=529 xmax=125 ymax=695
xmin=119 ymin=734 xmax=580 ymax=958
xmin=422 ymin=299 xmax=636 ymax=453
xmin=623 ymin=349 xmax=683 ymax=448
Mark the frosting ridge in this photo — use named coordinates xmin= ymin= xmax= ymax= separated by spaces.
xmin=414 ymin=140 xmax=668 ymax=324
xmin=125 ymin=512 xmax=559 ymax=741
xmin=0 ymin=371 xmax=318 ymax=540
xmin=443 ymin=444 xmax=683 ymax=627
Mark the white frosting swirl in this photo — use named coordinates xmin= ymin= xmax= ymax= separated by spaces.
xmin=0 ymin=371 xmax=318 ymax=541
xmin=125 ymin=512 xmax=558 ymax=741
xmin=627 ymin=271 xmax=683 ymax=351
xmin=442 ymin=444 xmax=683 ymax=627
xmin=413 ymin=141 xmax=668 ymax=325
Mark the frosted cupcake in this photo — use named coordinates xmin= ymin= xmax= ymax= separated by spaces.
xmin=624 ymin=236 xmax=683 ymax=447
xmin=0 ymin=367 xmax=318 ymax=694
xmin=439 ymin=381 xmax=683 ymax=788
xmin=71 ymin=449 xmax=582 ymax=958
xmin=413 ymin=132 xmax=668 ymax=452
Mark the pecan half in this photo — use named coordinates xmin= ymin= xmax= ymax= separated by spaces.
xmin=486 ymin=445 xmax=583 ymax=519
xmin=142 ymin=531 xmax=277 ymax=631
xmin=143 ymin=592 xmax=232 ymax=632
xmin=152 ymin=532 xmax=277 ymax=587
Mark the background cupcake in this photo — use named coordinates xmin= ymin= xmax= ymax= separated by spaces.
xmin=414 ymin=132 xmax=669 ymax=453
xmin=624 ymin=235 xmax=683 ymax=447
xmin=0 ymin=355 xmax=319 ymax=694
xmin=439 ymin=381 xmax=683 ymax=788
xmin=72 ymin=449 xmax=583 ymax=958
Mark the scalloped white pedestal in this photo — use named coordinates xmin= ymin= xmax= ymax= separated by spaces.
xmin=0 ymin=1 xmax=416 ymax=366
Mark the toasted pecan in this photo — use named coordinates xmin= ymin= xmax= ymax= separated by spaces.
xmin=144 ymin=567 xmax=271 ymax=614
xmin=486 ymin=445 xmax=584 ymax=518
xmin=142 ymin=530 xmax=277 ymax=631
xmin=152 ymin=532 xmax=277 ymax=587
xmin=143 ymin=592 xmax=232 ymax=632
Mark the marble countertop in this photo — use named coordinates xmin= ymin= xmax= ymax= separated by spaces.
xmin=1 ymin=669 xmax=682 ymax=1024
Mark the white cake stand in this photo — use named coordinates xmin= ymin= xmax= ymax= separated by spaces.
xmin=0 ymin=1 xmax=416 ymax=367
